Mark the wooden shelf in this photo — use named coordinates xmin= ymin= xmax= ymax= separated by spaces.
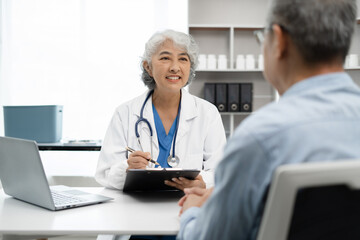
xmin=234 ymin=26 xmax=263 ymax=31
xmin=196 ymin=69 xmax=263 ymax=73
xmin=189 ymin=26 xmax=230 ymax=31
xmin=220 ymin=112 xmax=252 ymax=116
xmin=196 ymin=68 xmax=360 ymax=72
xmin=189 ymin=24 xmax=264 ymax=29
xmin=345 ymin=67 xmax=360 ymax=70
xmin=189 ymin=10 xmax=272 ymax=137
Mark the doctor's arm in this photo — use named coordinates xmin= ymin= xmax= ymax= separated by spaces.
xmin=164 ymin=111 xmax=226 ymax=190
xmin=95 ymin=109 xmax=130 ymax=190
xmin=199 ymin=111 xmax=226 ymax=188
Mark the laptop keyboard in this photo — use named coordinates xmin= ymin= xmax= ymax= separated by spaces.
xmin=51 ymin=191 xmax=85 ymax=206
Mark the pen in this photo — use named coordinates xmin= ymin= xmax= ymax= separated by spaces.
xmin=125 ymin=146 xmax=160 ymax=166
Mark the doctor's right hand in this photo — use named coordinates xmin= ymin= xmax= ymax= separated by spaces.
xmin=127 ymin=151 xmax=151 ymax=169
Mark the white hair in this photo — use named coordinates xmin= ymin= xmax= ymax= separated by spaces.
xmin=140 ymin=29 xmax=199 ymax=90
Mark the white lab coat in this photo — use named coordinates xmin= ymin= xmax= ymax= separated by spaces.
xmin=95 ymin=88 xmax=226 ymax=190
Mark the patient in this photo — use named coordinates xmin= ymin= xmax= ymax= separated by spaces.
xmin=177 ymin=0 xmax=360 ymax=239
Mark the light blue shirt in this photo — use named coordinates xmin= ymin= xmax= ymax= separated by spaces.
xmin=178 ymin=72 xmax=360 ymax=240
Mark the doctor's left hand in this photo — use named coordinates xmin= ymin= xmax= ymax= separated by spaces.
xmin=164 ymin=175 xmax=206 ymax=191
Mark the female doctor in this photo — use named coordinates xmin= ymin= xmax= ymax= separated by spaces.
xmin=95 ymin=29 xmax=226 ymax=191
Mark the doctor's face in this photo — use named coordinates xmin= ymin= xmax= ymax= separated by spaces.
xmin=144 ymin=40 xmax=191 ymax=94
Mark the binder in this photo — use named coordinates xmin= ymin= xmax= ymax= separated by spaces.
xmin=240 ymin=83 xmax=253 ymax=112
xmin=204 ymin=83 xmax=216 ymax=105
xmin=216 ymin=83 xmax=227 ymax=112
xmin=227 ymin=83 xmax=240 ymax=112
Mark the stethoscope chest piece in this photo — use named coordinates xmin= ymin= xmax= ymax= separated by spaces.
xmin=167 ymin=155 xmax=180 ymax=167
xmin=137 ymin=90 xmax=182 ymax=168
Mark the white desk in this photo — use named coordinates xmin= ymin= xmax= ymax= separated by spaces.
xmin=0 ymin=187 xmax=183 ymax=239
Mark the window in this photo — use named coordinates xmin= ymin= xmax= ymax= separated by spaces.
xmin=0 ymin=0 xmax=188 ymax=140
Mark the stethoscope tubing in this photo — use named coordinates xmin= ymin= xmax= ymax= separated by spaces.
xmin=135 ymin=90 xmax=154 ymax=138
xmin=135 ymin=90 xmax=181 ymax=165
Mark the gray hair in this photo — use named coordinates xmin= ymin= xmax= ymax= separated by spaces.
xmin=267 ymin=0 xmax=357 ymax=63
xmin=140 ymin=29 xmax=199 ymax=90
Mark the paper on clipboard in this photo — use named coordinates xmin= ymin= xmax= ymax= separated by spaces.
xmin=123 ymin=168 xmax=200 ymax=192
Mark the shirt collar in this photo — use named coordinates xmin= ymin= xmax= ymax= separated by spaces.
xmin=282 ymin=72 xmax=353 ymax=98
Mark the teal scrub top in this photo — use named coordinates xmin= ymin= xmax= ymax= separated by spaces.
xmin=152 ymin=104 xmax=179 ymax=168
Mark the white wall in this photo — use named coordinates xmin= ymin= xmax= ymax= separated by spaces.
xmin=0 ymin=0 xmax=188 ymax=140
xmin=0 ymin=0 xmax=3 ymax=136
xmin=0 ymin=0 xmax=188 ymax=179
xmin=189 ymin=0 xmax=269 ymax=25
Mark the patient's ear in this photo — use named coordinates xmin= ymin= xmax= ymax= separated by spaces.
xmin=272 ymin=24 xmax=289 ymax=60
xmin=143 ymin=61 xmax=153 ymax=77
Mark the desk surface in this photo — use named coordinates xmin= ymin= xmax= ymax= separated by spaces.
xmin=0 ymin=187 xmax=183 ymax=237
xmin=37 ymin=143 xmax=101 ymax=151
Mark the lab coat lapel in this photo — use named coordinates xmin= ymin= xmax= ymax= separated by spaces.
xmin=175 ymin=89 xmax=197 ymax=144
xmin=143 ymin=95 xmax=159 ymax=149
xmin=133 ymin=91 xmax=159 ymax=153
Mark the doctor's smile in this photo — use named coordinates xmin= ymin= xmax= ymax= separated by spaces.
xmin=166 ymin=75 xmax=182 ymax=83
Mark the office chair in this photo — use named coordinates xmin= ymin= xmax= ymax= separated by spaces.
xmin=256 ymin=160 xmax=360 ymax=240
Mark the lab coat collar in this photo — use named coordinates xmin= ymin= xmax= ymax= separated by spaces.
xmin=133 ymin=89 xmax=197 ymax=120
xmin=133 ymin=90 xmax=152 ymax=118
xmin=131 ymin=89 xmax=198 ymax=147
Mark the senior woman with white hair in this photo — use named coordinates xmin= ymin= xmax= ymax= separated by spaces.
xmin=95 ymin=29 xmax=226 ymax=193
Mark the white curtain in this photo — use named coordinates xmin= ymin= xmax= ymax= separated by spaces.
xmin=0 ymin=0 xmax=188 ymax=140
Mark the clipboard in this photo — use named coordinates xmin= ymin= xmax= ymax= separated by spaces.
xmin=123 ymin=168 xmax=200 ymax=192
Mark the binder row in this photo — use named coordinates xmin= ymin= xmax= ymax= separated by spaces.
xmin=204 ymin=83 xmax=253 ymax=112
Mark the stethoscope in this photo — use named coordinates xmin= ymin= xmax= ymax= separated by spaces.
xmin=135 ymin=90 xmax=181 ymax=167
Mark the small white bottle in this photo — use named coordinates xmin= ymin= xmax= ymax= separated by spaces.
xmin=348 ymin=54 xmax=359 ymax=68
xmin=258 ymin=54 xmax=264 ymax=70
xmin=207 ymin=54 xmax=217 ymax=70
xmin=236 ymin=54 xmax=245 ymax=70
xmin=197 ymin=54 xmax=207 ymax=70
xmin=344 ymin=55 xmax=350 ymax=68
xmin=245 ymin=54 xmax=255 ymax=70
xmin=217 ymin=54 xmax=227 ymax=70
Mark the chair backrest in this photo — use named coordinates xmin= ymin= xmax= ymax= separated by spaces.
xmin=256 ymin=160 xmax=360 ymax=240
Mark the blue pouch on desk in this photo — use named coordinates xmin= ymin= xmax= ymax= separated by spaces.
xmin=3 ymin=105 xmax=63 ymax=143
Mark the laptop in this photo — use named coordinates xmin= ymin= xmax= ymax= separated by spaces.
xmin=0 ymin=136 xmax=113 ymax=211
